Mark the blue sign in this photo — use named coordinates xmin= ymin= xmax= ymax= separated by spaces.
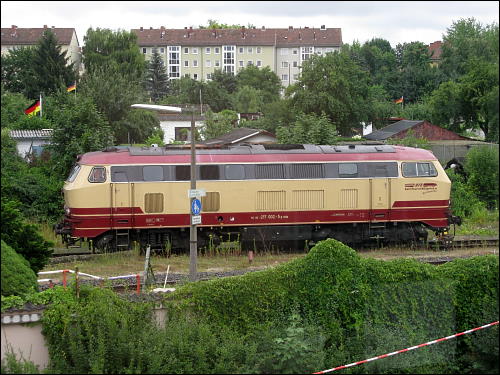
xmin=191 ymin=199 xmax=202 ymax=215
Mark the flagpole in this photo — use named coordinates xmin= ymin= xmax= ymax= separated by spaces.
xmin=39 ymin=93 xmax=43 ymax=117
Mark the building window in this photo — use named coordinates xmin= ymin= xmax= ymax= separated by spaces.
xmin=184 ymin=73 xmax=190 ymax=78
xmin=206 ymin=60 xmax=211 ymax=67
xmin=281 ymin=74 xmax=288 ymax=81
xmin=293 ymin=61 xmax=298 ymax=67
xmin=325 ymin=48 xmax=334 ymax=53
xmin=184 ymin=47 xmax=189 ymax=54
xmin=168 ymin=46 xmax=180 ymax=78
xmin=192 ymin=47 xmax=198 ymax=54
xmin=247 ymin=47 xmax=253 ymax=53
xmin=293 ymin=49 xmax=298 ymax=55
xmin=215 ymin=60 xmax=220 ymax=67
xmin=142 ymin=47 xmax=147 ymax=54
xmin=256 ymin=47 xmax=261 ymax=53
xmin=175 ymin=127 xmax=190 ymax=141
xmin=193 ymin=73 xmax=198 ymax=80
xmin=281 ymin=61 xmax=289 ymax=68
xmin=247 ymin=60 xmax=253 ymax=66
xmin=206 ymin=73 xmax=212 ymax=80
xmin=193 ymin=59 xmax=198 ymax=67
xmin=281 ymin=48 xmax=289 ymax=55
xmin=205 ymin=47 xmax=211 ymax=54
xmin=214 ymin=47 xmax=220 ymax=54
xmin=239 ymin=47 xmax=244 ymax=53
xmin=160 ymin=47 xmax=165 ymax=54
xmin=239 ymin=60 xmax=244 ymax=67
xmin=256 ymin=60 xmax=262 ymax=67
xmin=223 ymin=45 xmax=235 ymax=74
xmin=184 ymin=60 xmax=189 ymax=67
xmin=301 ymin=46 xmax=314 ymax=62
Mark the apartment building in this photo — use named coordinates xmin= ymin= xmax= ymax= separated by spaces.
xmin=1 ymin=25 xmax=81 ymax=71
xmin=132 ymin=25 xmax=342 ymax=87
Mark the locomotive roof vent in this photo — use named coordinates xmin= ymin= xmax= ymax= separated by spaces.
xmin=263 ymin=144 xmax=305 ymax=150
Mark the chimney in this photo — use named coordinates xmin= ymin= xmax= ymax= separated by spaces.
xmin=11 ymin=25 xmax=17 ymax=29
xmin=140 ymin=27 xmax=143 ymax=31
xmin=150 ymin=27 xmax=153 ymax=30
xmin=320 ymin=25 xmax=326 ymax=30
xmin=288 ymin=26 xmax=293 ymax=30
xmin=261 ymin=26 xmax=265 ymax=30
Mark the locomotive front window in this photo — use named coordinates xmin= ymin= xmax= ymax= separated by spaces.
xmin=88 ymin=166 xmax=106 ymax=183
xmin=66 ymin=164 xmax=81 ymax=182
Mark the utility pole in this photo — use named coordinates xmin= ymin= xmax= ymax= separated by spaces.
xmin=189 ymin=107 xmax=198 ymax=281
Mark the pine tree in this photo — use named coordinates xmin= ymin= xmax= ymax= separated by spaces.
xmin=144 ymin=49 xmax=170 ymax=103
xmin=32 ymin=29 xmax=76 ymax=96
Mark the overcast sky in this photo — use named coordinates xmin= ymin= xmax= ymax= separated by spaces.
xmin=2 ymin=1 xmax=498 ymax=47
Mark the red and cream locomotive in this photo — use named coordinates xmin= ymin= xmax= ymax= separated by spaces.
xmin=55 ymin=144 xmax=460 ymax=251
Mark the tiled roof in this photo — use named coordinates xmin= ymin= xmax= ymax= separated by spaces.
xmin=132 ymin=27 xmax=342 ymax=47
xmin=428 ymin=41 xmax=442 ymax=61
xmin=364 ymin=120 xmax=423 ymax=140
xmin=9 ymin=129 xmax=53 ymax=139
xmin=1 ymin=26 xmax=76 ymax=46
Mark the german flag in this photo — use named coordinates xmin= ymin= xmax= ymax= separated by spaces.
xmin=67 ymin=83 xmax=76 ymax=92
xmin=24 ymin=100 xmax=41 ymax=116
xmin=394 ymin=96 xmax=403 ymax=104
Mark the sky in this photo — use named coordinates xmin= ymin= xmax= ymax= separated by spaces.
xmin=1 ymin=1 xmax=499 ymax=47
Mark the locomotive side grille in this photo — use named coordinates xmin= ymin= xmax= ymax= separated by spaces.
xmin=291 ymin=190 xmax=325 ymax=209
xmin=145 ymin=193 xmax=164 ymax=213
xmin=256 ymin=164 xmax=285 ymax=179
xmin=201 ymin=192 xmax=220 ymax=212
xmin=339 ymin=189 xmax=358 ymax=209
xmin=256 ymin=191 xmax=286 ymax=210
xmin=289 ymin=164 xmax=324 ymax=179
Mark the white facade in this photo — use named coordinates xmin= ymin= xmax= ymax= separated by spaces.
xmin=159 ymin=120 xmax=205 ymax=144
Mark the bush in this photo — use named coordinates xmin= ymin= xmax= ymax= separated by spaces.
xmin=1 ymin=240 xmax=38 ymax=297
xmin=446 ymin=169 xmax=485 ymax=218
xmin=465 ymin=146 xmax=499 ymax=209
xmin=0 ymin=198 xmax=53 ymax=273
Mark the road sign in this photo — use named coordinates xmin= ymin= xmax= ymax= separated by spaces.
xmin=191 ymin=215 xmax=202 ymax=225
xmin=191 ymin=199 xmax=202 ymax=215
xmin=188 ymin=189 xmax=206 ymax=198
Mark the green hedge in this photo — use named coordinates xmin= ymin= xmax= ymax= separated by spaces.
xmin=6 ymin=239 xmax=496 ymax=374
xmin=1 ymin=240 xmax=38 ymax=297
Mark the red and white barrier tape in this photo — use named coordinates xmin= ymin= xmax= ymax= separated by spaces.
xmin=314 ymin=321 xmax=499 ymax=374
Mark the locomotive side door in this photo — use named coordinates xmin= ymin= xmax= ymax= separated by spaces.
xmin=110 ymin=182 xmax=134 ymax=228
xmin=369 ymin=178 xmax=390 ymax=222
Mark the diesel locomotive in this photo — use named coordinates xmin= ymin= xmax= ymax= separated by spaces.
xmin=55 ymin=143 xmax=460 ymax=251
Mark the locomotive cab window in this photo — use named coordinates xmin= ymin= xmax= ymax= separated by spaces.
xmin=88 ymin=166 xmax=106 ymax=183
xmin=402 ymin=162 xmax=438 ymax=177
xmin=66 ymin=164 xmax=81 ymax=182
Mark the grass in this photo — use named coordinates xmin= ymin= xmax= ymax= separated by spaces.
xmin=41 ymin=250 xmax=306 ymax=281
xmin=454 ymin=208 xmax=499 ymax=236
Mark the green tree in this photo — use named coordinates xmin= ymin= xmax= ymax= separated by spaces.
xmin=46 ymin=93 xmax=114 ymax=177
xmin=276 ymin=112 xmax=337 ymax=144
xmin=236 ymin=65 xmax=281 ymax=104
xmin=1 ymin=240 xmax=38 ymax=297
xmin=116 ymin=109 xmax=161 ymax=145
xmin=289 ymin=50 xmax=371 ymax=136
xmin=200 ymin=109 xmax=238 ymax=140
xmin=0 ymin=47 xmax=38 ymax=99
xmin=144 ymin=49 xmax=170 ymax=103
xmin=82 ymin=28 xmax=146 ymax=80
xmin=232 ymin=85 xmax=263 ymax=113
xmin=441 ymin=18 xmax=499 ymax=79
xmin=429 ymin=80 xmax=464 ymax=133
xmin=32 ymin=29 xmax=76 ymax=97
xmin=79 ymin=65 xmax=146 ymax=140
xmin=212 ymin=69 xmax=238 ymax=94
xmin=0 ymin=198 xmax=53 ymax=273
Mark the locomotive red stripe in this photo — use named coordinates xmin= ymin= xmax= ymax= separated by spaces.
xmin=392 ymin=200 xmax=448 ymax=208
